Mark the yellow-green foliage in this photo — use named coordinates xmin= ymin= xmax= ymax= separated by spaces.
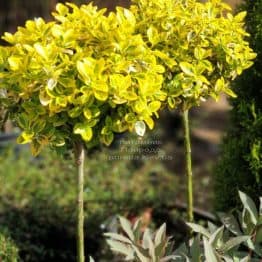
xmin=0 ymin=0 xmax=256 ymax=155
xmin=0 ymin=3 xmax=165 ymax=155
xmin=131 ymin=0 xmax=256 ymax=109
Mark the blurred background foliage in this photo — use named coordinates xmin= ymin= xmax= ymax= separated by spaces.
xmin=0 ymin=136 xmax=182 ymax=261
xmin=0 ymin=0 xmax=261 ymax=261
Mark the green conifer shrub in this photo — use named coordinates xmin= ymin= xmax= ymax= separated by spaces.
xmin=214 ymin=0 xmax=262 ymax=211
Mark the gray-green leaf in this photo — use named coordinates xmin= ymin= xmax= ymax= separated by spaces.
xmin=106 ymin=239 xmax=134 ymax=258
xmin=133 ymin=245 xmax=150 ymax=262
xmin=220 ymin=236 xmax=250 ymax=252
xmin=239 ymin=191 xmax=258 ymax=225
xmin=209 ymin=226 xmax=224 ymax=248
xmin=89 ymin=256 xmax=95 ymax=262
xmin=104 ymin=232 xmax=132 ymax=244
xmin=119 ymin=216 xmax=135 ymax=241
xmin=219 ymin=213 xmax=242 ymax=236
xmin=191 ymin=236 xmax=201 ymax=262
xmin=203 ymin=237 xmax=218 ymax=262
xmin=155 ymin=223 xmax=166 ymax=247
xmin=186 ymin=223 xmax=211 ymax=238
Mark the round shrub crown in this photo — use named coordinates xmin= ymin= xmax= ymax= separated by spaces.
xmin=0 ymin=0 xmax=256 ymax=155
xmin=131 ymin=0 xmax=256 ymax=109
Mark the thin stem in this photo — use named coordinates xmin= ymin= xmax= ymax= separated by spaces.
xmin=75 ymin=142 xmax=85 ymax=262
xmin=182 ymin=109 xmax=194 ymax=223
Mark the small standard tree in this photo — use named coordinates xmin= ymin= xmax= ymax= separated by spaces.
xmin=130 ymin=0 xmax=256 ymax=222
xmin=0 ymin=0 xmax=256 ymax=260
xmin=0 ymin=4 xmax=166 ymax=261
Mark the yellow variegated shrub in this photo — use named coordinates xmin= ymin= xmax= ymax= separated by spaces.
xmin=0 ymin=3 xmax=165 ymax=155
xmin=130 ymin=0 xmax=256 ymax=109
xmin=0 ymin=0 xmax=256 ymax=155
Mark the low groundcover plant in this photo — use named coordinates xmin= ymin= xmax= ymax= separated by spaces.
xmin=106 ymin=191 xmax=262 ymax=261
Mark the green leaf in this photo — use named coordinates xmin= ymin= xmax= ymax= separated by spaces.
xmin=47 ymin=78 xmax=57 ymax=91
xmin=17 ymin=131 xmax=34 ymax=144
xmin=203 ymin=237 xmax=218 ymax=262
xmin=68 ymin=107 xmax=82 ymax=118
xmin=179 ymin=62 xmax=195 ymax=76
xmin=207 ymin=222 xmax=218 ymax=234
xmin=144 ymin=116 xmax=154 ymax=130
xmin=133 ymin=219 xmax=142 ymax=242
xmin=2 ymin=32 xmax=15 ymax=44
xmin=239 ymin=191 xmax=258 ymax=225
xmin=104 ymin=233 xmax=132 ymax=244
xmin=147 ymin=26 xmax=159 ymax=46
xmin=167 ymin=97 xmax=176 ymax=109
xmin=239 ymin=257 xmax=249 ymax=262
xmin=245 ymin=238 xmax=262 ymax=257
xmin=83 ymin=107 xmax=92 ymax=120
xmin=148 ymin=101 xmax=161 ymax=112
xmin=153 ymin=50 xmax=177 ymax=69
xmin=133 ymin=245 xmax=150 ymax=261
xmin=106 ymin=239 xmax=134 ymax=258
xmin=73 ymin=123 xmax=93 ymax=141
xmin=125 ymin=113 xmax=136 ymax=123
xmin=145 ymin=230 xmax=156 ymax=259
xmin=89 ymin=256 xmax=95 ymax=262
xmin=194 ymin=47 xmax=206 ymax=60
xmin=135 ymin=121 xmax=146 ymax=137
xmin=215 ymin=77 xmax=225 ymax=92
xmin=142 ymin=229 xmax=151 ymax=249
xmin=94 ymin=90 xmax=108 ymax=101
xmin=234 ymin=11 xmax=247 ymax=22
xmin=76 ymin=58 xmax=95 ymax=84
xmin=123 ymin=8 xmax=136 ymax=26
xmin=209 ymin=226 xmax=224 ymax=248
xmin=34 ymin=43 xmax=48 ymax=60
xmin=17 ymin=113 xmax=30 ymax=129
xmin=186 ymin=223 xmax=211 ymax=238
xmin=154 ymin=223 xmax=166 ymax=247
xmin=190 ymin=236 xmax=201 ymax=262
xmin=8 ymin=56 xmax=22 ymax=71
xmin=220 ymin=236 xmax=250 ymax=252
xmin=101 ymin=132 xmax=114 ymax=146
xmin=155 ymin=240 xmax=166 ymax=259
xmin=30 ymin=139 xmax=43 ymax=157
xmin=224 ymin=88 xmax=237 ymax=98
xmin=56 ymin=3 xmax=69 ymax=15
xmin=119 ymin=216 xmax=135 ymax=241
xmin=219 ymin=213 xmax=242 ymax=236
xmin=31 ymin=119 xmax=46 ymax=133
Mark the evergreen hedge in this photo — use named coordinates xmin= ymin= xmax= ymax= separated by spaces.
xmin=214 ymin=0 xmax=262 ymax=211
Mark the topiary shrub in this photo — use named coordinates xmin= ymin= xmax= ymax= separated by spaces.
xmin=0 ymin=1 xmax=256 ymax=259
xmin=214 ymin=0 xmax=262 ymax=211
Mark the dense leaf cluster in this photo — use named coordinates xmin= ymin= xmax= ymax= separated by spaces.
xmin=106 ymin=191 xmax=262 ymax=261
xmin=0 ymin=0 xmax=256 ymax=155
xmin=214 ymin=0 xmax=262 ymax=211
xmin=131 ymin=0 xmax=256 ymax=108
